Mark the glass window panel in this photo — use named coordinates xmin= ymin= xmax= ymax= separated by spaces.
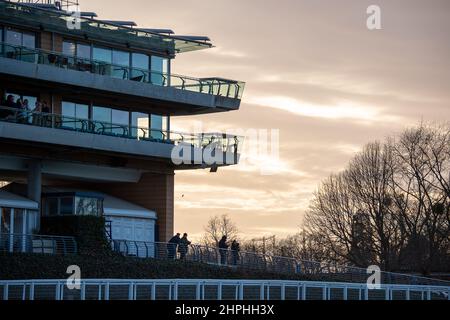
xmin=75 ymin=103 xmax=89 ymax=119
xmin=60 ymin=197 xmax=74 ymax=215
xmin=93 ymin=106 xmax=112 ymax=134
xmin=1 ymin=208 xmax=11 ymax=235
xmin=5 ymin=29 xmax=21 ymax=46
xmin=23 ymin=96 xmax=37 ymax=111
xmin=151 ymin=56 xmax=167 ymax=86
xmin=61 ymin=101 xmax=76 ymax=129
xmin=112 ymin=50 xmax=130 ymax=79
xmin=151 ymin=114 xmax=163 ymax=140
xmin=26 ymin=211 xmax=39 ymax=234
xmin=77 ymin=43 xmax=91 ymax=60
xmin=131 ymin=112 xmax=149 ymax=139
xmin=132 ymin=53 xmax=149 ymax=69
xmin=63 ymin=41 xmax=76 ymax=56
xmin=112 ymin=109 xmax=129 ymax=135
xmin=75 ymin=197 xmax=100 ymax=216
xmin=13 ymin=209 xmax=24 ymax=234
xmin=92 ymin=106 xmax=111 ymax=122
xmin=131 ymin=53 xmax=149 ymax=81
xmin=93 ymin=46 xmax=112 ymax=63
xmin=45 ymin=198 xmax=58 ymax=216
xmin=111 ymin=109 xmax=129 ymax=125
xmin=112 ymin=50 xmax=129 ymax=66
xmin=62 ymin=101 xmax=76 ymax=117
xmin=22 ymin=33 xmax=35 ymax=49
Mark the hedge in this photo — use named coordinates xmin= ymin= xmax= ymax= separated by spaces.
xmin=0 ymin=253 xmax=321 ymax=281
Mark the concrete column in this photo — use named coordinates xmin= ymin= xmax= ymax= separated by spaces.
xmin=27 ymin=160 xmax=42 ymax=203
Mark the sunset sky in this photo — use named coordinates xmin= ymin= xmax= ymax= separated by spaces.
xmin=79 ymin=0 xmax=450 ymax=241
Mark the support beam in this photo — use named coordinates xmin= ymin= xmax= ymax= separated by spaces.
xmin=27 ymin=160 xmax=42 ymax=203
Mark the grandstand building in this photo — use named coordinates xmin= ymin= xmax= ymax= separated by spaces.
xmin=0 ymin=0 xmax=244 ymax=248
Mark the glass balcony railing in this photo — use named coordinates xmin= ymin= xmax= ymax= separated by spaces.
xmin=0 ymin=42 xmax=245 ymax=100
xmin=0 ymin=105 xmax=242 ymax=156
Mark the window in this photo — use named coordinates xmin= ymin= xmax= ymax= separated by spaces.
xmin=5 ymin=92 xmax=38 ymax=112
xmin=62 ymin=41 xmax=76 ymax=56
xmin=59 ymin=197 xmax=74 ymax=215
xmin=45 ymin=198 xmax=58 ymax=216
xmin=93 ymin=106 xmax=130 ymax=135
xmin=131 ymin=112 xmax=149 ymax=139
xmin=131 ymin=53 xmax=149 ymax=81
xmin=92 ymin=105 xmax=111 ymax=123
xmin=5 ymin=29 xmax=36 ymax=62
xmin=5 ymin=29 xmax=35 ymax=48
xmin=75 ymin=197 xmax=101 ymax=216
xmin=61 ymin=101 xmax=89 ymax=129
xmin=111 ymin=109 xmax=129 ymax=135
xmin=151 ymin=56 xmax=168 ymax=85
xmin=151 ymin=114 xmax=164 ymax=140
xmin=0 ymin=208 xmax=11 ymax=235
xmin=112 ymin=50 xmax=130 ymax=79
xmin=77 ymin=43 xmax=91 ymax=60
xmin=93 ymin=46 xmax=112 ymax=63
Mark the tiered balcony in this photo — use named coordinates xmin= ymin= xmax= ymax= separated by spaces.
xmin=0 ymin=42 xmax=244 ymax=114
xmin=0 ymin=43 xmax=245 ymax=101
xmin=0 ymin=106 xmax=242 ymax=166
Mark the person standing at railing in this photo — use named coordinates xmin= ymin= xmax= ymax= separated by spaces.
xmin=0 ymin=95 xmax=16 ymax=119
xmin=19 ymin=99 xmax=30 ymax=124
xmin=32 ymin=101 xmax=42 ymax=126
xmin=41 ymin=101 xmax=51 ymax=127
xmin=167 ymin=233 xmax=181 ymax=260
xmin=218 ymin=236 xmax=229 ymax=265
xmin=178 ymin=233 xmax=192 ymax=260
xmin=231 ymin=240 xmax=240 ymax=266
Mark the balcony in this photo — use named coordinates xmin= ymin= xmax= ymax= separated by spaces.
xmin=0 ymin=106 xmax=242 ymax=167
xmin=0 ymin=233 xmax=77 ymax=255
xmin=0 ymin=43 xmax=245 ymax=114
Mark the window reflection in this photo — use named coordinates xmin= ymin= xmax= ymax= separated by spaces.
xmin=131 ymin=112 xmax=149 ymax=139
xmin=5 ymin=28 xmax=36 ymax=62
xmin=62 ymin=101 xmax=89 ymax=129
xmin=77 ymin=43 xmax=91 ymax=60
xmin=151 ymin=56 xmax=168 ymax=85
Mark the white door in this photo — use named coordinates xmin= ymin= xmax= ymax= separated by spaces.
xmin=108 ymin=217 xmax=155 ymax=258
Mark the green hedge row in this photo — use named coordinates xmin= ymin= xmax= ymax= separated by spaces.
xmin=40 ymin=216 xmax=111 ymax=256
xmin=0 ymin=253 xmax=320 ymax=281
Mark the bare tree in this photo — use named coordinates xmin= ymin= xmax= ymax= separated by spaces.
xmin=202 ymin=214 xmax=239 ymax=246
xmin=305 ymin=123 xmax=450 ymax=273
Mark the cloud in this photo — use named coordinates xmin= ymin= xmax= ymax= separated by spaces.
xmin=205 ymin=47 xmax=248 ymax=58
xmin=247 ymin=95 xmax=386 ymax=122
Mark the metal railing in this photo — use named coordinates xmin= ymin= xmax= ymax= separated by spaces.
xmin=0 ymin=105 xmax=242 ymax=156
xmin=10 ymin=0 xmax=79 ymax=11
xmin=0 ymin=233 xmax=77 ymax=255
xmin=0 ymin=42 xmax=245 ymax=99
xmin=111 ymin=240 xmax=450 ymax=287
xmin=0 ymin=279 xmax=449 ymax=300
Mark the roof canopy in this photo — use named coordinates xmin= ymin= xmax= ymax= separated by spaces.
xmin=0 ymin=1 xmax=212 ymax=56
xmin=0 ymin=189 xmax=39 ymax=210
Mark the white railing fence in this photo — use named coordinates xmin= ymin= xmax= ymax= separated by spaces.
xmin=1 ymin=279 xmax=449 ymax=301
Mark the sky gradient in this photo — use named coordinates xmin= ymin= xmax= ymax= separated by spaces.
xmin=79 ymin=0 xmax=450 ymax=241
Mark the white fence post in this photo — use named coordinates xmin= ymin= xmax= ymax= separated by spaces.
xmin=217 ymin=283 xmax=222 ymax=300
xmin=105 ymin=283 xmax=110 ymax=300
xmin=3 ymin=284 xmax=8 ymax=301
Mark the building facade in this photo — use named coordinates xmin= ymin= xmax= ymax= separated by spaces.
xmin=0 ymin=0 xmax=244 ymax=252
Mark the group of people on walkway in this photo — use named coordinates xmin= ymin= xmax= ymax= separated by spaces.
xmin=1 ymin=95 xmax=50 ymax=124
xmin=218 ymin=236 xmax=241 ymax=266
xmin=167 ymin=233 xmax=241 ymax=266
xmin=167 ymin=233 xmax=192 ymax=260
